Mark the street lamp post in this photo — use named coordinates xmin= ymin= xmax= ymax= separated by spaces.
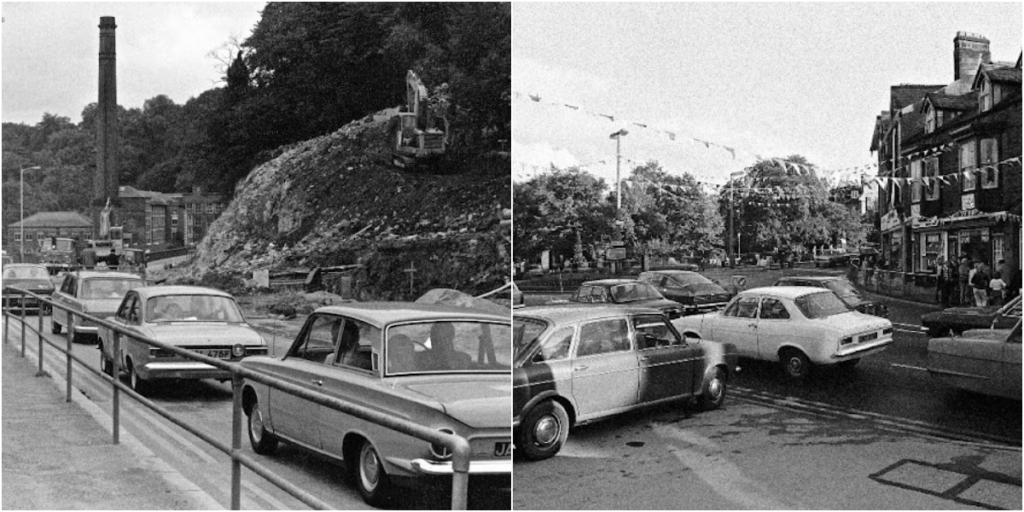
xmin=19 ymin=165 xmax=42 ymax=261
xmin=609 ymin=129 xmax=629 ymax=210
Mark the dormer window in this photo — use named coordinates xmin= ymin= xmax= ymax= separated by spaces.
xmin=980 ymin=78 xmax=993 ymax=112
xmin=925 ymin=110 xmax=935 ymax=134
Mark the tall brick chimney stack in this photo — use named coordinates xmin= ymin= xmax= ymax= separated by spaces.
xmin=96 ymin=16 xmax=119 ymax=209
xmin=954 ymin=31 xmax=991 ymax=81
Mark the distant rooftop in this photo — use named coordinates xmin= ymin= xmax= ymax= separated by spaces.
xmin=7 ymin=211 xmax=92 ymax=229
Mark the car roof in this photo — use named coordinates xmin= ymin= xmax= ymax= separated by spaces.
xmin=71 ymin=270 xmax=143 ymax=280
xmin=642 ymin=270 xmax=699 ymax=276
xmin=776 ymin=276 xmax=837 ymax=282
xmin=312 ymin=302 xmax=508 ymax=329
xmin=515 ymin=304 xmax=660 ymax=324
xmin=4 ymin=263 xmax=46 ymax=269
xmin=742 ymin=286 xmax=829 ymax=299
xmin=581 ymin=279 xmax=642 ymax=286
xmin=132 ymin=285 xmax=234 ymax=300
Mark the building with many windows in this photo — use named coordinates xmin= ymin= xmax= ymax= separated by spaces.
xmin=118 ymin=186 xmax=226 ymax=251
xmin=871 ymin=32 xmax=1021 ymax=276
xmin=4 ymin=211 xmax=93 ymax=256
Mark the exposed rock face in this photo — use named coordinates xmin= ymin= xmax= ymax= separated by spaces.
xmin=192 ymin=109 xmax=510 ymax=299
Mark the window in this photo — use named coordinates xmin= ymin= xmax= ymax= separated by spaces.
xmin=993 ymin=235 xmax=1005 ymax=264
xmin=723 ymin=296 xmax=759 ymax=318
xmin=531 ymin=327 xmax=574 ymax=363
xmin=980 ymin=78 xmax=993 ymax=112
xmin=922 ymin=234 xmax=942 ymax=272
xmin=979 ymin=138 xmax=999 ymax=189
xmin=925 ymin=109 xmax=935 ymax=134
xmin=924 ymin=157 xmax=940 ymax=201
xmin=334 ymin=318 xmax=378 ymax=371
xmin=206 ymin=203 xmax=214 ymax=214
xmin=759 ymin=298 xmax=791 ymax=320
xmin=960 ymin=142 xmax=976 ymax=191
xmin=576 ymin=318 xmax=631 ymax=357
xmin=13 ymin=232 xmax=21 ymax=242
xmin=290 ymin=314 xmax=341 ymax=363
xmin=911 ymin=160 xmax=922 ymax=203
xmin=633 ymin=315 xmax=680 ymax=349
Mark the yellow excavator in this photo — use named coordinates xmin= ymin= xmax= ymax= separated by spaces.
xmin=390 ymin=70 xmax=447 ymax=169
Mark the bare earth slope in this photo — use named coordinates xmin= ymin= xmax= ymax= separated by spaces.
xmin=191 ymin=109 xmax=510 ymax=300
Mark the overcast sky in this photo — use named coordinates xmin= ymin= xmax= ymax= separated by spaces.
xmin=512 ymin=2 xmax=1022 ymax=186
xmin=2 ymin=2 xmax=265 ymax=125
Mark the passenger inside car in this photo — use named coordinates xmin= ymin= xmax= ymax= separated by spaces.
xmin=420 ymin=322 xmax=472 ymax=370
xmin=387 ymin=334 xmax=417 ymax=373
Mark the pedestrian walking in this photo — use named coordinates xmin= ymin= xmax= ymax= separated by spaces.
xmin=959 ymin=257 xmax=973 ymax=305
xmin=936 ymin=257 xmax=955 ymax=307
xmin=971 ymin=262 xmax=990 ymax=307
xmin=934 ymin=256 xmax=945 ymax=303
xmin=989 ymin=274 xmax=1006 ymax=306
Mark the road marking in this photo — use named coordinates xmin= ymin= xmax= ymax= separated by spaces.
xmin=891 ymin=363 xmax=928 ymax=372
xmin=892 ymin=322 xmax=922 ymax=330
xmin=871 ymin=459 xmax=1022 ymax=510
xmin=896 ymin=328 xmax=925 ymax=335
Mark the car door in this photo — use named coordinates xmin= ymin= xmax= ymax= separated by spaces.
xmin=571 ymin=317 xmax=639 ymax=420
xmin=713 ymin=296 xmax=760 ymax=358
xmin=109 ymin=292 xmax=144 ymax=366
xmin=755 ymin=297 xmax=793 ymax=360
xmin=634 ymin=314 xmax=697 ymax=403
xmin=269 ymin=313 xmax=342 ymax=449
xmin=1000 ymin=324 xmax=1022 ymax=400
xmin=318 ymin=316 xmax=381 ymax=457
xmin=520 ymin=325 xmax=577 ymax=407
xmin=53 ymin=275 xmax=77 ymax=327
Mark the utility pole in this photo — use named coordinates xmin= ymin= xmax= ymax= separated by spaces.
xmin=727 ymin=171 xmax=744 ymax=269
xmin=610 ymin=129 xmax=629 ymax=210
xmin=20 ymin=165 xmax=41 ymax=261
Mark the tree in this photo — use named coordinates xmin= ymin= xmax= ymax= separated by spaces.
xmin=513 ymin=167 xmax=612 ymax=263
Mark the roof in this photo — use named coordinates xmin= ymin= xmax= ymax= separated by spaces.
xmin=775 ymin=276 xmax=842 ymax=283
xmin=983 ymin=67 xmax=1022 ymax=85
xmin=313 ymin=302 xmax=509 ymax=329
xmin=741 ymin=286 xmax=831 ymax=300
xmin=133 ymin=285 xmax=234 ymax=300
xmin=925 ymin=92 xmax=977 ymax=111
xmin=118 ymin=186 xmax=175 ymax=205
xmin=515 ymin=305 xmax=659 ymax=325
xmin=581 ymin=279 xmax=642 ymax=286
xmin=7 ymin=211 xmax=93 ymax=229
xmin=641 ymin=270 xmax=699 ymax=276
xmin=890 ymin=84 xmax=944 ymax=112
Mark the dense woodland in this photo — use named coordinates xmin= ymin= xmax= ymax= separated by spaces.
xmin=2 ymin=3 xmax=510 ymax=231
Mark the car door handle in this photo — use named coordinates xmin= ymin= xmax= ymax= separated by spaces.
xmin=573 ymin=365 xmax=589 ymax=372
xmin=748 ymin=323 xmax=757 ymax=328
xmin=310 ymin=379 xmax=323 ymax=386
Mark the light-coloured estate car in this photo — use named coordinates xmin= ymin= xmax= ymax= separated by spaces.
xmin=97 ymin=286 xmax=267 ymax=393
xmin=51 ymin=270 xmax=144 ymax=343
xmin=1 ymin=263 xmax=56 ymax=314
xmin=928 ymin=319 xmax=1021 ymax=400
xmin=672 ymin=287 xmax=893 ymax=379
xmin=239 ymin=303 xmax=512 ymax=507
xmin=513 ymin=305 xmax=739 ymax=461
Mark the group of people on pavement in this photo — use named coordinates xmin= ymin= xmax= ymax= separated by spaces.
xmin=935 ymin=256 xmax=1019 ymax=308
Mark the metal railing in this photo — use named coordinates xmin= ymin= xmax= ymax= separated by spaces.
xmin=1 ymin=286 xmax=475 ymax=509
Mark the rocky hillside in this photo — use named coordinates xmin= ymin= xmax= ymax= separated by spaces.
xmin=189 ymin=108 xmax=510 ymax=300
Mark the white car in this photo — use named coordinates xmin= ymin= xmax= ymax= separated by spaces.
xmin=671 ymin=287 xmax=893 ymax=378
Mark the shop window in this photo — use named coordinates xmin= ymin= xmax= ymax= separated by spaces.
xmin=924 ymin=157 xmax=939 ymax=200
xmin=960 ymin=142 xmax=976 ymax=191
xmin=979 ymin=138 xmax=998 ymax=189
xmin=922 ymin=234 xmax=941 ymax=272
xmin=992 ymin=235 xmax=1005 ymax=264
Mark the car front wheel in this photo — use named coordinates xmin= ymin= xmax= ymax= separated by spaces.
xmin=98 ymin=343 xmax=113 ymax=376
xmin=247 ymin=398 xmax=279 ymax=455
xmin=780 ymin=349 xmax=812 ymax=379
xmin=128 ymin=362 xmax=148 ymax=394
xmin=516 ymin=400 xmax=569 ymax=461
xmin=699 ymin=367 xmax=727 ymax=411
xmin=355 ymin=440 xmax=393 ymax=507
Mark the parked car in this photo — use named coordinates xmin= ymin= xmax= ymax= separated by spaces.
xmin=1 ymin=263 xmax=56 ymax=315
xmin=920 ymin=295 xmax=1022 ymax=337
xmin=928 ymin=319 xmax=1021 ymax=400
xmin=672 ymin=287 xmax=893 ymax=379
xmin=814 ymin=249 xmax=852 ymax=268
xmin=97 ymin=286 xmax=267 ymax=393
xmin=639 ymin=270 xmax=733 ymax=315
xmin=568 ymin=279 xmax=683 ymax=319
xmin=239 ymin=303 xmax=512 ymax=506
xmin=773 ymin=275 xmax=889 ymax=318
xmin=525 ymin=264 xmax=545 ymax=278
xmin=513 ymin=305 xmax=738 ymax=461
xmin=51 ymin=270 xmax=145 ymax=343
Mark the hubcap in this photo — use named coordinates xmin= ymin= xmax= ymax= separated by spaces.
xmin=533 ymin=414 xmax=559 ymax=447
xmin=788 ymin=358 xmax=803 ymax=375
xmin=360 ymin=445 xmax=380 ymax=492
xmin=708 ymin=378 xmax=723 ymax=400
xmin=250 ymin=405 xmax=264 ymax=442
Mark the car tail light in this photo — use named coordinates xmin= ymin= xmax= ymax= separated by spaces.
xmin=883 ymin=327 xmax=893 ymax=335
xmin=430 ymin=429 xmax=455 ymax=460
xmin=232 ymin=344 xmax=246 ymax=357
xmin=840 ymin=336 xmax=853 ymax=345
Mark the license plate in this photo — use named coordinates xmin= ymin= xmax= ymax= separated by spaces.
xmin=859 ymin=332 xmax=878 ymax=343
xmin=494 ymin=442 xmax=512 ymax=457
xmin=197 ymin=349 xmax=231 ymax=358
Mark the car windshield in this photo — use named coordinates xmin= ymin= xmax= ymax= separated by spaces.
xmin=669 ymin=273 xmax=712 ymax=288
xmin=610 ymin=283 xmax=661 ymax=302
xmin=3 ymin=266 xmax=48 ymax=279
xmin=513 ymin=317 xmax=548 ymax=359
xmin=822 ymin=279 xmax=860 ymax=298
xmin=146 ymin=295 xmax=245 ymax=323
xmin=794 ymin=291 xmax=851 ymax=319
xmin=81 ymin=278 xmax=144 ymax=300
xmin=385 ymin=320 xmax=511 ymax=376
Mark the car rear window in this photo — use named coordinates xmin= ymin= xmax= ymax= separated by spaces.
xmin=386 ymin=320 xmax=511 ymax=375
xmin=794 ymin=291 xmax=850 ymax=319
xmin=610 ymin=283 xmax=661 ymax=302
xmin=81 ymin=278 xmax=144 ymax=300
xmin=3 ymin=266 xmax=47 ymax=279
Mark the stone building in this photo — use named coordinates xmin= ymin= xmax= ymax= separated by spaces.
xmin=871 ymin=32 xmax=1021 ymax=276
xmin=5 ymin=211 xmax=94 ymax=256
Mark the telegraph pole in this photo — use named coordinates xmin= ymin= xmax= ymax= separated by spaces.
xmin=610 ymin=129 xmax=629 ymax=210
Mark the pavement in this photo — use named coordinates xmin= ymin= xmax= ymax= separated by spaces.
xmin=1 ymin=322 xmax=222 ymax=510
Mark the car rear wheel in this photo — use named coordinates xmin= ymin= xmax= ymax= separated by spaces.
xmin=516 ymin=400 xmax=569 ymax=461
xmin=356 ymin=440 xmax=393 ymax=507
xmin=247 ymin=398 xmax=279 ymax=455
xmin=780 ymin=349 xmax=812 ymax=380
xmin=699 ymin=367 xmax=727 ymax=411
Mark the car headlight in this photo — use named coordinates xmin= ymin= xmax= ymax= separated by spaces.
xmin=232 ymin=344 xmax=246 ymax=357
xmin=430 ymin=428 xmax=455 ymax=460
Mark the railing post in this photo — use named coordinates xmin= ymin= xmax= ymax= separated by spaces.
xmin=3 ymin=294 xmax=9 ymax=344
xmin=20 ymin=290 xmax=26 ymax=357
xmin=112 ymin=331 xmax=121 ymax=445
xmin=450 ymin=439 xmax=470 ymax=510
xmin=230 ymin=373 xmax=244 ymax=510
xmin=65 ymin=321 xmax=73 ymax=402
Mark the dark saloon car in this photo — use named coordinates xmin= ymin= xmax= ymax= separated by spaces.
xmin=921 ymin=295 xmax=1021 ymax=337
xmin=638 ymin=270 xmax=733 ymax=315
xmin=568 ymin=279 xmax=683 ymax=319
xmin=928 ymin=319 xmax=1021 ymax=400
xmin=2 ymin=263 xmax=56 ymax=314
xmin=774 ymin=276 xmax=889 ymax=318
xmin=513 ymin=305 xmax=738 ymax=461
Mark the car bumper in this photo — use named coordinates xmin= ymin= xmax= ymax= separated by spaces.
xmin=389 ymin=457 xmax=513 ymax=476
xmin=684 ymin=302 xmax=728 ymax=313
xmin=140 ymin=361 xmax=232 ymax=380
xmin=832 ymin=337 xmax=893 ymax=360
